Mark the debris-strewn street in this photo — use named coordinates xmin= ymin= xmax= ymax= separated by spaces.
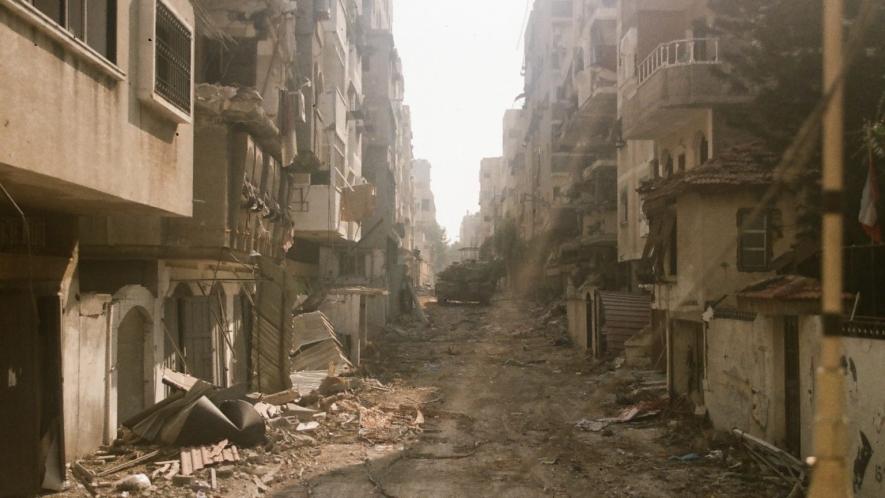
xmin=59 ymin=297 xmax=796 ymax=497
xmin=276 ymin=298 xmax=790 ymax=498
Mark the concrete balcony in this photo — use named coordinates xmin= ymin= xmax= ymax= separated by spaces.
xmin=621 ymin=38 xmax=749 ymax=140
xmin=558 ymin=66 xmax=617 ymax=150
xmin=0 ymin=0 xmax=194 ymax=217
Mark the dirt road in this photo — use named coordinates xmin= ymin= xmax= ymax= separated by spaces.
xmin=271 ymin=298 xmax=786 ymax=498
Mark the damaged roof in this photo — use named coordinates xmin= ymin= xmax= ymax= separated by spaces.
xmin=738 ymin=275 xmax=853 ymax=302
xmin=738 ymin=275 xmax=825 ymax=301
xmin=638 ymin=142 xmax=779 ymax=204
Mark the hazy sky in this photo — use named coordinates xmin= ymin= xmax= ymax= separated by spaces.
xmin=394 ymin=0 xmax=528 ymax=241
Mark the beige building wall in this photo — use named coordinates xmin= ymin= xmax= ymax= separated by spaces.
xmin=704 ymin=316 xmax=787 ymax=445
xmin=0 ymin=0 xmax=194 ymax=217
xmin=654 ymin=191 xmax=798 ymax=314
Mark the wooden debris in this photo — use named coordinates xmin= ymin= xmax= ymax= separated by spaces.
xmin=180 ymin=442 xmax=240 ymax=476
xmin=210 ymin=468 xmax=218 ymax=490
xmin=261 ymin=388 xmax=301 ymax=406
xmin=252 ymin=476 xmax=270 ymax=492
xmin=162 ymin=370 xmax=201 ymax=392
xmin=151 ymin=463 xmax=170 ymax=481
xmin=164 ymin=462 xmax=180 ymax=480
xmin=96 ymin=449 xmax=163 ymax=478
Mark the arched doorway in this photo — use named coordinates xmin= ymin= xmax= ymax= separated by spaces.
xmin=116 ymin=308 xmax=149 ymax=423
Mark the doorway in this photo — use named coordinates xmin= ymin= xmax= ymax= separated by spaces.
xmin=671 ymin=320 xmax=705 ymax=406
xmin=784 ymin=316 xmax=801 ymax=457
xmin=116 ymin=308 xmax=149 ymax=424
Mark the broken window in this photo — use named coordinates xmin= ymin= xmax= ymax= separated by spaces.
xmin=698 ymin=134 xmax=710 ymax=165
xmin=28 ymin=0 xmax=117 ymax=62
xmin=661 ymin=151 xmax=673 ymax=178
xmin=155 ymin=1 xmax=192 ymax=113
xmin=737 ymin=209 xmax=774 ymax=272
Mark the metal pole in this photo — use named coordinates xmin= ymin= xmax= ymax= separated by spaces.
xmin=809 ymin=0 xmax=851 ymax=495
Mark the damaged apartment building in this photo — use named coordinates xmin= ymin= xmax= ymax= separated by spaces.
xmin=0 ymin=0 xmax=428 ymax=495
xmin=488 ymin=2 xmax=885 ymax=495
xmin=619 ymin=2 xmax=885 ymax=494
xmin=490 ymin=0 xmax=651 ymax=356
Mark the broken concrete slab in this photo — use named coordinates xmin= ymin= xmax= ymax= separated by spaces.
xmin=295 ymin=422 xmax=320 ymax=432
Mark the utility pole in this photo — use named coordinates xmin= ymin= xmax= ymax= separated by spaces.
xmin=809 ymin=0 xmax=851 ymax=495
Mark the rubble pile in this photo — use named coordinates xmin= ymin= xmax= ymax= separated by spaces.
xmin=65 ymin=371 xmax=425 ymax=497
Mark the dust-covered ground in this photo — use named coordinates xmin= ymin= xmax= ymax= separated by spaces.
xmin=58 ymin=297 xmax=790 ymax=498
xmin=270 ymin=298 xmax=789 ymax=498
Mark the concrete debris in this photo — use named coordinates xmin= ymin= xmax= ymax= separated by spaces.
xmin=260 ymin=389 xmax=301 ymax=406
xmin=295 ymin=422 xmax=320 ymax=432
xmin=172 ymin=474 xmax=195 ymax=487
xmin=195 ymin=84 xmax=280 ymax=145
xmin=114 ymin=473 xmax=151 ymax=492
xmin=576 ymin=419 xmax=610 ymax=433
xmin=290 ymin=371 xmax=330 ymax=395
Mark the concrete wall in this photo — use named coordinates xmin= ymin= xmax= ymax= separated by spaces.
xmin=702 ymin=313 xmax=885 ymax=497
xmin=0 ymin=0 xmax=194 ymax=216
xmin=798 ymin=317 xmax=885 ymax=497
xmin=705 ymin=316 xmax=786 ymax=446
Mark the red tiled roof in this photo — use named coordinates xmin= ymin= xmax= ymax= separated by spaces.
xmin=738 ymin=275 xmax=824 ymax=301
xmin=638 ymin=142 xmax=779 ymax=203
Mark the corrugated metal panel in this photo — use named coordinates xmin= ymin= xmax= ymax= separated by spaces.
xmin=598 ymin=291 xmax=652 ymax=354
xmin=252 ymin=258 xmax=311 ymax=394
xmin=252 ymin=260 xmax=290 ymax=394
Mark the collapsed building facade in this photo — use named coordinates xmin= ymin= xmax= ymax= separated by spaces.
xmin=0 ymin=0 xmax=434 ymax=494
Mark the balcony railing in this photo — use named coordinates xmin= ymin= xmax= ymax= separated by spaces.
xmin=636 ymin=38 xmax=720 ymax=86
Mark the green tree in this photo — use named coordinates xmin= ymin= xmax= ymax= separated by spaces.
xmin=710 ymin=0 xmax=885 ymax=243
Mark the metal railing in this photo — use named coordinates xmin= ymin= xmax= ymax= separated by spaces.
xmin=636 ymin=38 xmax=720 ymax=86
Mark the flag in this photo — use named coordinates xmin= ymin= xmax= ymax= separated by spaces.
xmin=859 ymin=150 xmax=882 ymax=244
